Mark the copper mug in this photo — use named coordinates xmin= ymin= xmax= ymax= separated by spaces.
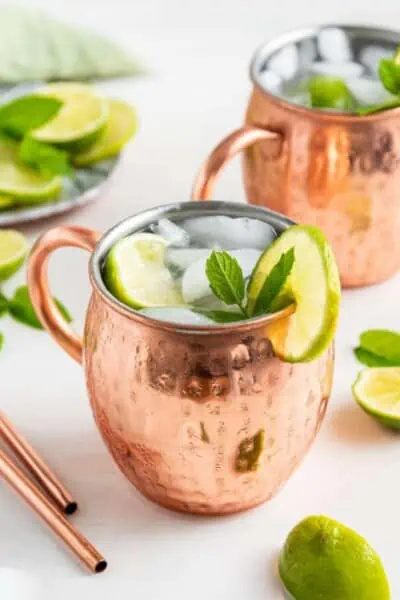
xmin=28 ymin=202 xmax=333 ymax=515
xmin=192 ymin=25 xmax=400 ymax=288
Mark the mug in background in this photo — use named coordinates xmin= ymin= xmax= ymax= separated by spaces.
xmin=192 ymin=25 xmax=400 ymax=288
xmin=28 ymin=202 xmax=333 ymax=515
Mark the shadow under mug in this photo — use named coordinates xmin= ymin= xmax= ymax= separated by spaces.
xmin=192 ymin=24 xmax=400 ymax=288
xmin=28 ymin=202 xmax=333 ymax=515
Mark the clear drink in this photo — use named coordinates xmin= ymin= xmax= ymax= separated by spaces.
xmin=105 ymin=214 xmax=277 ymax=326
xmin=257 ymin=26 xmax=398 ymax=112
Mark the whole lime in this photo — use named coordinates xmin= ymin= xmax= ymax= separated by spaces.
xmin=279 ymin=515 xmax=390 ymax=600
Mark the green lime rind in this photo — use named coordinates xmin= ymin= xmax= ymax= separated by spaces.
xmin=0 ymin=138 xmax=61 ymax=202
xmin=32 ymin=83 xmax=109 ymax=151
xmin=73 ymin=99 xmax=138 ymax=166
xmin=247 ymin=225 xmax=341 ymax=363
xmin=0 ymin=230 xmax=29 ymax=281
xmin=279 ymin=515 xmax=391 ymax=600
xmin=353 ymin=367 xmax=400 ymax=430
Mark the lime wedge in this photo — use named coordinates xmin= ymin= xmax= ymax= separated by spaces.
xmin=32 ymin=83 xmax=109 ymax=150
xmin=280 ymin=515 xmax=391 ymax=600
xmin=0 ymin=229 xmax=29 ymax=281
xmin=353 ymin=367 xmax=400 ymax=429
xmin=0 ymin=138 xmax=61 ymax=203
xmin=104 ymin=233 xmax=184 ymax=309
xmin=0 ymin=195 xmax=14 ymax=210
xmin=247 ymin=225 xmax=340 ymax=362
xmin=73 ymin=99 xmax=137 ymax=166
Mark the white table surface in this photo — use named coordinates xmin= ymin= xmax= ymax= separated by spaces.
xmin=1 ymin=0 xmax=400 ymax=598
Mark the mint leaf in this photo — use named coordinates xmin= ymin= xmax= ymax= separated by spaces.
xmin=0 ymin=95 xmax=62 ymax=138
xmin=206 ymin=251 xmax=247 ymax=314
xmin=19 ymin=136 xmax=73 ymax=177
xmin=309 ymin=75 xmax=355 ymax=110
xmin=358 ymin=329 xmax=400 ymax=365
xmin=354 ymin=346 xmax=399 ymax=367
xmin=8 ymin=285 xmax=72 ymax=330
xmin=252 ymin=248 xmax=295 ymax=316
xmin=379 ymin=59 xmax=400 ymax=95
xmin=193 ymin=309 xmax=246 ymax=324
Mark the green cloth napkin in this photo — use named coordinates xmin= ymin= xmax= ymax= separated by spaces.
xmin=0 ymin=8 xmax=142 ymax=82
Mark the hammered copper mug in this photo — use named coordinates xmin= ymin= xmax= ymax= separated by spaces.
xmin=28 ymin=202 xmax=333 ymax=515
xmin=192 ymin=25 xmax=400 ymax=287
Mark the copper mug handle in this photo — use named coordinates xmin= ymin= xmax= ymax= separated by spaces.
xmin=27 ymin=226 xmax=101 ymax=365
xmin=191 ymin=125 xmax=283 ymax=201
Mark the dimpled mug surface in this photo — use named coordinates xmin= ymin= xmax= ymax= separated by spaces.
xmin=28 ymin=202 xmax=334 ymax=515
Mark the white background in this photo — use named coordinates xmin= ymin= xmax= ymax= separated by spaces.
xmin=1 ymin=0 xmax=400 ymax=598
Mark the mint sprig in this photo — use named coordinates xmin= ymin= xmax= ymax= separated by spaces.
xmin=205 ymin=248 xmax=295 ymax=323
xmin=0 ymin=95 xmax=62 ymax=138
xmin=252 ymin=248 xmax=294 ymax=316
xmin=206 ymin=251 xmax=248 ymax=317
xmin=7 ymin=285 xmax=72 ymax=330
xmin=19 ymin=136 xmax=73 ymax=177
xmin=354 ymin=329 xmax=400 ymax=367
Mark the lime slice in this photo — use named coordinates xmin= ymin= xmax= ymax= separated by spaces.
xmin=247 ymin=225 xmax=340 ymax=362
xmin=0 ymin=229 xmax=29 ymax=281
xmin=73 ymin=99 xmax=137 ymax=166
xmin=104 ymin=233 xmax=184 ymax=309
xmin=32 ymin=83 xmax=109 ymax=150
xmin=279 ymin=515 xmax=391 ymax=600
xmin=0 ymin=138 xmax=61 ymax=203
xmin=353 ymin=367 xmax=400 ymax=429
xmin=0 ymin=195 xmax=14 ymax=210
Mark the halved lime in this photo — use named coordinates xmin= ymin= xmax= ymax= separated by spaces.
xmin=0 ymin=138 xmax=61 ymax=203
xmin=247 ymin=225 xmax=340 ymax=362
xmin=353 ymin=367 xmax=400 ymax=429
xmin=32 ymin=83 xmax=109 ymax=151
xmin=104 ymin=233 xmax=184 ymax=309
xmin=73 ymin=99 xmax=137 ymax=166
xmin=0 ymin=229 xmax=29 ymax=281
xmin=280 ymin=515 xmax=391 ymax=600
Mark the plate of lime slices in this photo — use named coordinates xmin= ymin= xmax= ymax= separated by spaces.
xmin=0 ymin=82 xmax=137 ymax=225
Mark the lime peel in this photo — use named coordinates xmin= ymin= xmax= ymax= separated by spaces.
xmin=353 ymin=366 xmax=400 ymax=429
xmin=247 ymin=225 xmax=341 ymax=362
xmin=104 ymin=232 xmax=184 ymax=309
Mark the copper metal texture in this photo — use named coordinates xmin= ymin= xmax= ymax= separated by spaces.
xmin=28 ymin=202 xmax=334 ymax=515
xmin=0 ymin=411 xmax=77 ymax=514
xmin=0 ymin=447 xmax=106 ymax=572
xmin=192 ymin=25 xmax=400 ymax=287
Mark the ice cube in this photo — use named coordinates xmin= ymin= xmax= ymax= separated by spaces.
xmin=182 ymin=216 xmax=277 ymax=250
xmin=182 ymin=248 xmax=261 ymax=304
xmin=346 ymin=77 xmax=391 ymax=105
xmin=298 ymin=38 xmax=317 ymax=68
xmin=268 ymin=44 xmax=299 ymax=79
xmin=310 ymin=61 xmax=364 ymax=79
xmin=359 ymin=45 xmax=393 ymax=74
xmin=153 ymin=218 xmax=190 ymax=247
xmin=166 ymin=248 xmax=212 ymax=271
xmin=141 ymin=307 xmax=214 ymax=326
xmin=317 ymin=27 xmax=352 ymax=63
xmin=258 ymin=69 xmax=282 ymax=92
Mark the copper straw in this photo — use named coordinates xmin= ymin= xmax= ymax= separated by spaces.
xmin=0 ymin=446 xmax=107 ymax=573
xmin=0 ymin=412 xmax=77 ymax=515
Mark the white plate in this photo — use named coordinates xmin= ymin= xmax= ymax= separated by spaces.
xmin=0 ymin=157 xmax=119 ymax=226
